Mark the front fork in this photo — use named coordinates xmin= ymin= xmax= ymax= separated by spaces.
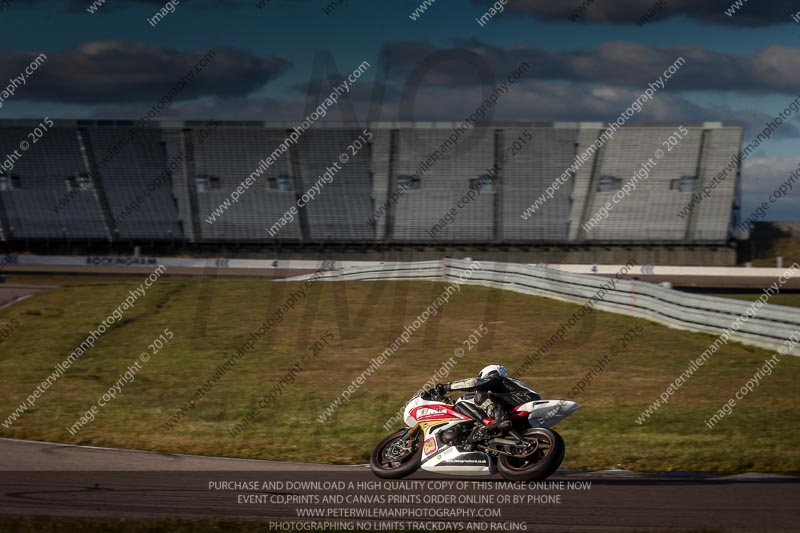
xmin=391 ymin=424 xmax=420 ymax=456
xmin=401 ymin=424 xmax=420 ymax=441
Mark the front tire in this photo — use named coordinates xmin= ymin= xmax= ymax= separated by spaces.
xmin=370 ymin=429 xmax=422 ymax=479
xmin=496 ymin=428 xmax=565 ymax=482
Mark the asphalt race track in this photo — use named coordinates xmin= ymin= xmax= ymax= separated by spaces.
xmin=1 ymin=438 xmax=798 ymax=531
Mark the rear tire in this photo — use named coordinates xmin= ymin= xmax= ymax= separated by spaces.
xmin=496 ymin=428 xmax=565 ymax=482
xmin=370 ymin=429 xmax=422 ymax=479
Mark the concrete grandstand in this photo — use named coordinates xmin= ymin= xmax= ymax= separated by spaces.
xmin=0 ymin=120 xmax=742 ymax=262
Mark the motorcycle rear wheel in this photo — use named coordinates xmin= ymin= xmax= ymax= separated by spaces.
xmin=370 ymin=429 xmax=422 ymax=479
xmin=496 ymin=428 xmax=565 ymax=482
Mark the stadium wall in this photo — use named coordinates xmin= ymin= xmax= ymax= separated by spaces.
xmin=0 ymin=120 xmax=742 ymax=253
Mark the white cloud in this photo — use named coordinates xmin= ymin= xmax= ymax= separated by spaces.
xmin=741 ymin=156 xmax=800 ymax=220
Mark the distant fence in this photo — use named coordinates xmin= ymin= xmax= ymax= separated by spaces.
xmin=3 ymin=254 xmax=798 ymax=287
xmin=285 ymin=259 xmax=800 ymax=356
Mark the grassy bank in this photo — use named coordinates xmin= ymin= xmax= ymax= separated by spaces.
xmin=0 ymin=276 xmax=798 ymax=473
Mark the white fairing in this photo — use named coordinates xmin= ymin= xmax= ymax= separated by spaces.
xmin=403 ymin=394 xmax=494 ymax=476
xmin=420 ymin=446 xmax=495 ymax=475
xmin=402 ymin=394 xmax=442 ymax=427
xmin=517 ymin=399 xmax=579 ymax=428
xmin=418 ymin=422 xmax=495 ymax=476
xmin=400 ymin=393 xmax=577 ymax=476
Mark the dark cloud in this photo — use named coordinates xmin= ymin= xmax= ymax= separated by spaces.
xmin=34 ymin=0 xmax=301 ymax=12
xmin=472 ymin=0 xmax=799 ymax=27
xmin=58 ymin=0 xmax=247 ymax=12
xmin=379 ymin=40 xmax=800 ymax=94
xmin=291 ymin=80 xmax=397 ymax=102
xmin=91 ymin=78 xmax=799 ymax=139
xmin=740 ymin=156 xmax=800 ymax=220
xmin=90 ymin=97 xmax=298 ymax=122
xmin=0 ymin=41 xmax=290 ymax=104
xmin=709 ymin=104 xmax=800 ymax=141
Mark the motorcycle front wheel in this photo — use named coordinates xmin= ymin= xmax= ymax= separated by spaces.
xmin=496 ymin=428 xmax=565 ymax=482
xmin=369 ymin=429 xmax=422 ymax=479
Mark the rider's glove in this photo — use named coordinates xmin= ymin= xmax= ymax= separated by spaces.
xmin=435 ymin=383 xmax=449 ymax=396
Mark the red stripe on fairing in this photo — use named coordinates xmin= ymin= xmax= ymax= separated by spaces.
xmin=510 ymin=404 xmax=531 ymax=419
xmin=410 ymin=404 xmax=471 ymax=422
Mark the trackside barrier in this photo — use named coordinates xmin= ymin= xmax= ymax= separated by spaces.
xmin=284 ymin=259 xmax=800 ymax=356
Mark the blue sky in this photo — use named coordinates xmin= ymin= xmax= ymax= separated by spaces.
xmin=1 ymin=0 xmax=798 ymax=219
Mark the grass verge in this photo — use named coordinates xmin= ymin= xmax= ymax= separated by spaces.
xmin=0 ymin=277 xmax=797 ymax=473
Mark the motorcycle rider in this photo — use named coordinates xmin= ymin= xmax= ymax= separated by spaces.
xmin=437 ymin=365 xmax=540 ymax=433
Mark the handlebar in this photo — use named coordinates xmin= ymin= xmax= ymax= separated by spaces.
xmin=420 ymin=388 xmax=453 ymax=404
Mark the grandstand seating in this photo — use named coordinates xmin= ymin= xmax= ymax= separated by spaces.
xmin=0 ymin=126 xmax=107 ymax=239
xmin=502 ymin=125 xmax=577 ymax=241
xmin=295 ymin=128 xmax=374 ymax=241
xmin=87 ymin=125 xmax=182 ymax=240
xmin=0 ymin=120 xmax=742 ymax=244
xmin=691 ymin=127 xmax=741 ymax=241
xmin=389 ymin=127 xmax=495 ymax=242
xmin=190 ymin=126 xmax=300 ymax=241
xmin=581 ymin=125 xmax=703 ymax=241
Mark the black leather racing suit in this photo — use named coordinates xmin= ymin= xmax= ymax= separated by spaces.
xmin=446 ymin=376 xmax=541 ymax=426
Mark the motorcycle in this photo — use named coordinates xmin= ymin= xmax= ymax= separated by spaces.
xmin=370 ymin=387 xmax=578 ymax=481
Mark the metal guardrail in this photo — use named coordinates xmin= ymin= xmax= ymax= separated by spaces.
xmin=285 ymin=259 xmax=800 ymax=356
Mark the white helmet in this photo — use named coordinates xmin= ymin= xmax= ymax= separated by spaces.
xmin=478 ymin=364 xmax=507 ymax=380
